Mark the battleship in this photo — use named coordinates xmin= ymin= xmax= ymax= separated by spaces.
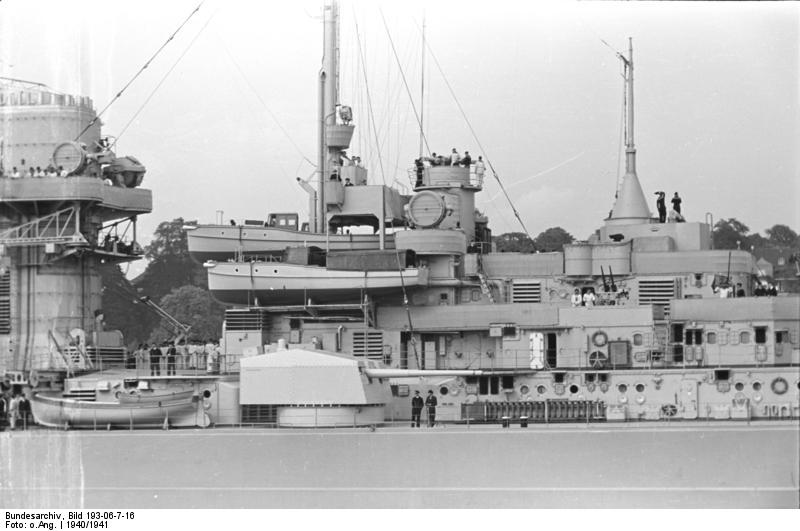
xmin=0 ymin=1 xmax=798 ymax=510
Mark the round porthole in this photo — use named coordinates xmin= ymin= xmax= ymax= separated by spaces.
xmin=519 ymin=384 xmax=530 ymax=396
xmin=439 ymin=386 xmax=449 ymax=396
xmin=617 ymin=384 xmax=628 ymax=393
xmin=635 ymin=383 xmax=645 ymax=393
xmin=752 ymin=382 xmax=762 ymax=392
xmin=536 ymin=385 xmax=547 ymax=395
xmin=569 ymin=384 xmax=579 ymax=394
xmin=202 ymin=389 xmax=212 ymax=399
xmin=734 ymin=382 xmax=744 ymax=391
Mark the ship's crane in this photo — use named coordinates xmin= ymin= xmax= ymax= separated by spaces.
xmin=136 ymin=295 xmax=192 ymax=340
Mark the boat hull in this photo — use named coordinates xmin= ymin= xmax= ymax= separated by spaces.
xmin=206 ymin=261 xmax=426 ymax=305
xmin=31 ymin=390 xmax=204 ymax=429
xmin=187 ymin=225 xmax=395 ymax=262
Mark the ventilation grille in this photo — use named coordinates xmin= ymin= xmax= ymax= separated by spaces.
xmin=224 ymin=310 xmax=268 ymax=331
xmin=0 ymin=271 xmax=10 ymax=335
xmin=638 ymin=279 xmax=677 ymax=318
xmin=511 ymin=280 xmax=541 ymax=303
xmin=241 ymin=404 xmax=279 ymax=424
xmin=352 ymin=331 xmax=384 ymax=360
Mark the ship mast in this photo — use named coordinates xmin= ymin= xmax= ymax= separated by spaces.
xmin=606 ymin=37 xmax=649 ymax=227
xmin=317 ymin=2 xmax=339 ymax=232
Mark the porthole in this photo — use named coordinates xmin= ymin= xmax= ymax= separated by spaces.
xmin=519 ymin=384 xmax=530 ymax=396
xmin=734 ymin=382 xmax=744 ymax=391
xmin=439 ymin=386 xmax=449 ymax=396
xmin=740 ymin=331 xmax=750 ymax=344
xmin=633 ymin=333 xmax=643 ymax=346
xmin=707 ymin=332 xmax=717 ymax=344
xmin=635 ymin=383 xmax=645 ymax=393
xmin=536 ymin=385 xmax=547 ymax=395
xmin=752 ymin=382 xmax=762 ymax=392
xmin=202 ymin=389 xmax=212 ymax=399
xmin=569 ymin=384 xmax=579 ymax=394
xmin=617 ymin=384 xmax=628 ymax=393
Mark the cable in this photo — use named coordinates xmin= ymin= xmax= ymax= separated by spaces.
xmin=379 ymin=8 xmax=430 ymax=157
xmin=420 ymin=28 xmax=534 ymax=243
xmin=218 ymin=34 xmax=315 ymax=168
xmin=112 ymin=8 xmax=217 ymax=149
xmin=74 ymin=1 xmax=205 ymax=143
xmin=352 ymin=11 xmax=387 ymax=185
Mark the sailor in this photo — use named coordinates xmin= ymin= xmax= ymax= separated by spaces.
xmin=671 ymin=192 xmax=682 ymax=214
xmin=28 ymin=167 xmax=35 ymax=178
xmin=8 ymin=393 xmax=20 ymax=430
xmin=344 ymin=178 xmax=353 ymax=187
xmin=475 ymin=156 xmax=486 ymax=182
xmin=17 ymin=393 xmax=31 ymax=429
xmin=461 ymin=151 xmax=472 ymax=167
xmin=735 ymin=283 xmax=745 ymax=298
xmin=450 ymin=148 xmax=461 ymax=166
xmin=582 ymin=288 xmax=597 ymax=307
xmin=59 ymin=165 xmax=68 ymax=177
xmin=149 ymin=343 xmax=161 ymax=376
xmin=411 ymin=390 xmax=424 ymax=428
xmin=11 ymin=166 xmax=21 ymax=178
xmin=571 ymin=288 xmax=583 ymax=307
xmin=166 ymin=342 xmax=177 ymax=376
xmin=655 ymin=192 xmax=667 ymax=223
xmin=0 ymin=392 xmax=6 ymax=431
xmin=425 ymin=390 xmax=438 ymax=427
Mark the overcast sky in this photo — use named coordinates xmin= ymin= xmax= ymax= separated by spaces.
xmin=1 ymin=0 xmax=797 ymax=276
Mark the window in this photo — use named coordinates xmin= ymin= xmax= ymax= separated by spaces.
xmin=502 ymin=325 xmax=518 ymax=338
xmin=754 ymin=326 xmax=767 ymax=344
xmin=633 ymin=333 xmax=643 ymax=346
xmin=501 ymin=376 xmax=514 ymax=390
xmin=352 ymin=331 xmax=384 ymax=360
xmin=672 ymin=323 xmax=684 ymax=343
xmin=478 ymin=376 xmax=499 ymax=395
xmin=707 ymin=332 xmax=717 ymax=344
xmin=775 ymin=331 xmax=789 ymax=344
xmin=685 ymin=329 xmax=703 ymax=345
xmin=740 ymin=331 xmax=751 ymax=344
xmin=714 ymin=369 xmax=730 ymax=381
xmin=0 ymin=271 xmax=10 ymax=335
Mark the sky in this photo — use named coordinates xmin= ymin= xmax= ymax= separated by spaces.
xmin=1 ymin=0 xmax=797 ymax=277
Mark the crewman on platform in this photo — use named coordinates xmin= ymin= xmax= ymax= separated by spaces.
xmin=425 ymin=390 xmax=438 ymax=427
xmin=149 ymin=343 xmax=161 ymax=376
xmin=411 ymin=390 xmax=424 ymax=428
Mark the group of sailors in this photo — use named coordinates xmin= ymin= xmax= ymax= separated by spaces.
xmin=1 ymin=164 xmax=69 ymax=178
xmin=101 ymin=233 xmax=136 ymax=255
xmin=0 ymin=389 xmax=32 ymax=431
xmin=715 ymin=281 xmax=779 ymax=298
xmin=655 ymin=191 xmax=685 ymax=223
xmin=571 ymin=286 xmax=630 ymax=307
xmin=129 ymin=339 xmax=222 ymax=375
xmin=414 ymin=148 xmax=486 ymax=186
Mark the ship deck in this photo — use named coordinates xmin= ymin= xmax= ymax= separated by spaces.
xmin=1 ymin=420 xmax=798 ymax=508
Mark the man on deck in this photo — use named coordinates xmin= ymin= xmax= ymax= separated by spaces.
xmin=425 ymin=390 xmax=438 ymax=427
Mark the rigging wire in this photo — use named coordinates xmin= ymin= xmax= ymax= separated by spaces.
xmin=378 ymin=8 xmax=431 ymax=157
xmin=111 ymin=8 xmax=218 ymax=149
xmin=74 ymin=1 xmax=205 ymax=143
xmin=352 ymin=11 xmax=387 ymax=185
xmin=418 ymin=26 xmax=533 ymax=242
xmin=218 ymin=35 xmax=315 ymax=168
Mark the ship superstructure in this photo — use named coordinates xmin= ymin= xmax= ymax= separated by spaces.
xmin=0 ymin=78 xmax=151 ymax=384
xmin=196 ymin=24 xmax=799 ymax=426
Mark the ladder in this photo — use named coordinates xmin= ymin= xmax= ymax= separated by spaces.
xmin=476 ymin=255 xmax=496 ymax=303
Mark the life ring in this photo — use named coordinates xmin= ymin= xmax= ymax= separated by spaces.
xmin=586 ymin=382 xmax=596 ymax=393
xmin=618 ymin=395 xmax=628 ymax=404
xmin=733 ymin=392 xmax=747 ymax=407
xmin=450 ymin=386 xmax=460 ymax=396
xmin=661 ymin=404 xmax=678 ymax=417
xmin=635 ymin=395 xmax=646 ymax=405
xmin=128 ymin=388 xmax=141 ymax=397
xmin=752 ymin=393 xmax=763 ymax=403
xmin=599 ymin=382 xmax=609 ymax=393
xmin=592 ymin=331 xmax=608 ymax=347
xmin=771 ymin=377 xmax=789 ymax=395
xmin=115 ymin=391 xmax=122 ymax=400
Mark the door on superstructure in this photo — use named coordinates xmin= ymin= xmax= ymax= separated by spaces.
xmin=421 ymin=334 xmax=447 ymax=370
xmin=545 ymin=333 xmax=557 ymax=369
xmin=679 ymin=379 xmax=699 ymax=419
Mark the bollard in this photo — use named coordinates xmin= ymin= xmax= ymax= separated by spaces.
xmin=501 ymin=416 xmax=510 ymax=428
xmin=520 ymin=416 xmax=528 ymax=428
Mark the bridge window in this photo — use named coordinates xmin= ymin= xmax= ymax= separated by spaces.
xmin=684 ymin=329 xmax=703 ymax=345
xmin=707 ymin=332 xmax=717 ymax=344
xmin=633 ymin=333 xmax=643 ymax=346
xmin=754 ymin=326 xmax=767 ymax=344
xmin=739 ymin=331 xmax=751 ymax=344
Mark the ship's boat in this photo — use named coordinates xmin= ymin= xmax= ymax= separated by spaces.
xmin=30 ymin=378 xmax=205 ymax=429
